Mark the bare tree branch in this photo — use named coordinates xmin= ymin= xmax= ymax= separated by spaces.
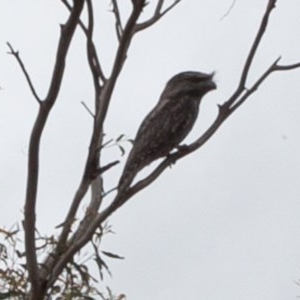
xmin=274 ymin=60 xmax=300 ymax=71
xmin=231 ymin=57 xmax=300 ymax=112
xmin=111 ymin=0 xmax=124 ymax=41
xmin=96 ymin=160 xmax=120 ymax=176
xmin=61 ymin=0 xmax=106 ymax=83
xmin=50 ymin=2 xmax=117 ymax=256
xmin=74 ymin=0 xmax=112 ymax=244
xmin=51 ymin=0 xmax=109 ymax=256
xmin=52 ymin=3 xmax=102 ymax=255
xmin=43 ymin=2 xmax=146 ymax=288
xmin=225 ymin=0 xmax=277 ymax=108
xmin=85 ymin=0 xmax=105 ymax=92
xmin=20 ymin=2 xmax=85 ymax=298
xmin=134 ymin=0 xmax=181 ymax=32
xmin=6 ymin=43 xmax=41 ymax=103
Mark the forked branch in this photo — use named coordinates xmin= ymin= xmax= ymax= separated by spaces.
xmin=9 ymin=1 xmax=85 ymax=298
xmin=134 ymin=0 xmax=182 ymax=32
xmin=61 ymin=0 xmax=106 ymax=83
xmin=225 ymin=0 xmax=277 ymax=108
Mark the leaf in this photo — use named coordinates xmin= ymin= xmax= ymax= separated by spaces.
xmin=71 ymin=262 xmax=90 ymax=287
xmin=0 ymin=292 xmax=22 ymax=299
xmin=101 ymin=250 xmax=124 ymax=260
xmin=127 ymin=139 xmax=134 ymax=145
xmin=118 ymin=145 xmax=125 ymax=156
xmin=116 ymin=134 xmax=125 ymax=142
xmin=91 ymin=242 xmax=111 ymax=280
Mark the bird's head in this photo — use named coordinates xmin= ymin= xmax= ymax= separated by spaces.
xmin=163 ymin=71 xmax=216 ymax=100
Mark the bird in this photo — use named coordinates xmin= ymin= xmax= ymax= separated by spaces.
xmin=118 ymin=71 xmax=216 ymax=192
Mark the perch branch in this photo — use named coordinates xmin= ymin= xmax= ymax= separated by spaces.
xmin=47 ymin=2 xmax=300 ymax=283
xmin=98 ymin=59 xmax=300 ymax=210
xmin=45 ymin=0 xmax=300 ymax=291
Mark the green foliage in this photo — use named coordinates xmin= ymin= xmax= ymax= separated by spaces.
xmin=0 ymin=224 xmax=125 ymax=299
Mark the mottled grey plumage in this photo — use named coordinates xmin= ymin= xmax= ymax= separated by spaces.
xmin=119 ymin=71 xmax=216 ymax=191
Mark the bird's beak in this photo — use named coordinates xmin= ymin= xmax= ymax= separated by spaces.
xmin=207 ymin=80 xmax=217 ymax=91
xmin=206 ymin=72 xmax=217 ymax=91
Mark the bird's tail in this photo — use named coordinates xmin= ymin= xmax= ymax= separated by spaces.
xmin=118 ymin=157 xmax=143 ymax=193
xmin=118 ymin=170 xmax=134 ymax=193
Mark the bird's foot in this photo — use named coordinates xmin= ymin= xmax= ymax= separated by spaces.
xmin=175 ymin=144 xmax=190 ymax=153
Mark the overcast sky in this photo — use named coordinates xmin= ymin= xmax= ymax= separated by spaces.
xmin=1 ymin=1 xmax=300 ymax=299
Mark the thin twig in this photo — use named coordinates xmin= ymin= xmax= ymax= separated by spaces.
xmin=81 ymin=101 xmax=95 ymax=117
xmin=6 ymin=43 xmax=41 ymax=103
xmin=274 ymin=60 xmax=300 ymax=71
xmin=96 ymin=160 xmax=120 ymax=176
xmin=220 ymin=0 xmax=237 ymax=21
xmin=224 ymin=0 xmax=277 ymax=108
xmin=134 ymin=0 xmax=181 ymax=32
xmin=231 ymin=57 xmax=300 ymax=112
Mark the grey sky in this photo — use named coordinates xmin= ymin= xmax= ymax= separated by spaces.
xmin=1 ymin=1 xmax=300 ymax=299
